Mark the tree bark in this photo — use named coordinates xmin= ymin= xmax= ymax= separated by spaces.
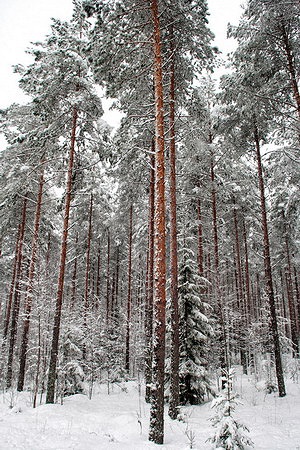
xmin=168 ymin=25 xmax=180 ymax=421
xmin=280 ymin=20 xmax=300 ymax=119
xmin=3 ymin=224 xmax=21 ymax=341
xmin=148 ymin=0 xmax=167 ymax=443
xmin=282 ymin=212 xmax=299 ymax=356
xmin=254 ymin=126 xmax=286 ymax=397
xmin=125 ymin=204 xmax=133 ymax=373
xmin=46 ymin=106 xmax=78 ymax=403
xmin=6 ymin=197 xmax=28 ymax=388
xmin=145 ymin=150 xmax=155 ymax=403
xmin=197 ymin=199 xmax=204 ymax=277
xmin=17 ymin=168 xmax=45 ymax=391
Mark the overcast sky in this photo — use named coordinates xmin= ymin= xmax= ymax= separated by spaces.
xmin=0 ymin=0 xmax=243 ymax=112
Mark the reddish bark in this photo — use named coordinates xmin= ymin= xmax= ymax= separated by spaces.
xmin=46 ymin=106 xmax=78 ymax=403
xmin=18 ymin=168 xmax=45 ymax=391
xmin=254 ymin=126 xmax=286 ymax=397
xmin=148 ymin=0 xmax=167 ymax=443
xmin=168 ymin=26 xmax=180 ymax=421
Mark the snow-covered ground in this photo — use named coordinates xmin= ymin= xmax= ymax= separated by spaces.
xmin=1 ymin=368 xmax=300 ymax=449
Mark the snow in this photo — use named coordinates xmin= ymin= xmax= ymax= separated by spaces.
xmin=1 ymin=370 xmax=300 ymax=449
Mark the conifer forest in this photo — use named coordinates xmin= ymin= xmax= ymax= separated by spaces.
xmin=0 ymin=0 xmax=300 ymax=448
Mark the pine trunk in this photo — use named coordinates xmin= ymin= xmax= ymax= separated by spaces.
xmin=145 ymin=150 xmax=155 ymax=403
xmin=254 ymin=126 xmax=286 ymax=397
xmin=6 ymin=197 xmax=28 ymax=388
xmin=280 ymin=20 xmax=300 ymax=119
xmin=46 ymin=107 xmax=78 ymax=403
xmin=3 ymin=224 xmax=21 ymax=341
xmin=197 ymin=199 xmax=204 ymax=276
xmin=125 ymin=205 xmax=133 ymax=373
xmin=168 ymin=26 xmax=180 ymax=421
xmin=17 ymin=168 xmax=45 ymax=391
xmin=106 ymin=230 xmax=111 ymax=323
xmin=149 ymin=0 xmax=167 ymax=443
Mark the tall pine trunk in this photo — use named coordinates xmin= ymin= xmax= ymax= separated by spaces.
xmin=125 ymin=204 xmax=133 ymax=373
xmin=17 ymin=168 xmax=45 ymax=391
xmin=6 ymin=197 xmax=28 ymax=388
xmin=148 ymin=0 xmax=167 ymax=443
xmin=145 ymin=150 xmax=155 ymax=403
xmin=168 ymin=25 xmax=180 ymax=421
xmin=197 ymin=199 xmax=204 ymax=276
xmin=46 ymin=107 xmax=78 ymax=403
xmin=3 ymin=224 xmax=22 ymax=341
xmin=254 ymin=126 xmax=286 ymax=397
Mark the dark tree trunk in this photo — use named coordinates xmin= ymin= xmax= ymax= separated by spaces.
xmin=148 ymin=0 xmax=167 ymax=443
xmin=282 ymin=213 xmax=299 ymax=356
xmin=82 ymin=194 xmax=93 ymax=360
xmin=145 ymin=150 xmax=155 ymax=404
xmin=46 ymin=107 xmax=78 ymax=404
xmin=242 ymin=218 xmax=253 ymax=319
xmin=197 ymin=199 xmax=204 ymax=277
xmin=125 ymin=205 xmax=133 ymax=374
xmin=106 ymin=230 xmax=111 ymax=323
xmin=96 ymin=238 xmax=101 ymax=303
xmin=6 ymin=197 xmax=28 ymax=388
xmin=3 ymin=224 xmax=21 ymax=341
xmin=85 ymin=194 xmax=93 ymax=312
xmin=168 ymin=25 xmax=180 ymax=421
xmin=254 ymin=126 xmax=286 ymax=397
xmin=17 ymin=169 xmax=45 ymax=391
xmin=70 ymin=233 xmax=79 ymax=308
xmin=280 ymin=20 xmax=300 ymax=119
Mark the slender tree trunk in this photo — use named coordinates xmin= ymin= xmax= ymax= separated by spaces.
xmin=17 ymin=168 xmax=45 ymax=391
xmin=168 ymin=25 xmax=180 ymax=420
xmin=294 ymin=267 xmax=300 ymax=331
xmin=242 ymin=218 xmax=253 ymax=319
xmin=211 ymin=157 xmax=219 ymax=272
xmin=125 ymin=205 xmax=133 ymax=373
xmin=148 ymin=0 xmax=167 ymax=443
xmin=197 ymin=198 xmax=204 ymax=276
xmin=82 ymin=194 xmax=93 ymax=360
xmin=280 ymin=21 xmax=300 ymax=119
xmin=96 ymin=238 xmax=101 ymax=303
xmin=210 ymin=154 xmax=228 ymax=376
xmin=6 ymin=197 xmax=28 ymax=388
xmin=282 ymin=213 xmax=299 ymax=356
xmin=106 ymin=230 xmax=111 ymax=324
xmin=46 ymin=107 xmax=78 ymax=404
xmin=145 ymin=150 xmax=155 ymax=403
xmin=254 ymin=126 xmax=286 ymax=397
xmin=85 ymin=194 xmax=93 ymax=312
xmin=115 ymin=247 xmax=120 ymax=309
xmin=3 ymin=224 xmax=21 ymax=341
xmin=70 ymin=233 xmax=79 ymax=308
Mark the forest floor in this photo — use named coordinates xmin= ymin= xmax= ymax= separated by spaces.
xmin=0 ymin=366 xmax=300 ymax=449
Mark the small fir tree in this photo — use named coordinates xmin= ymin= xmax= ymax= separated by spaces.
xmin=209 ymin=368 xmax=254 ymax=450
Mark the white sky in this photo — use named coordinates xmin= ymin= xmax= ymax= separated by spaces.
xmin=0 ymin=0 xmax=243 ymax=112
